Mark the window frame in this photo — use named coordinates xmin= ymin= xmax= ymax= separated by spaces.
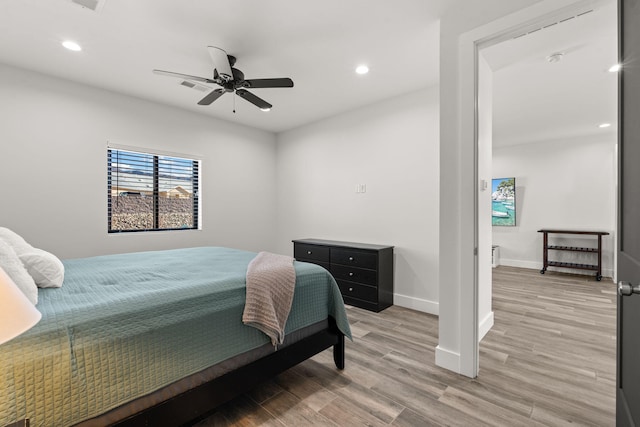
xmin=107 ymin=147 xmax=200 ymax=233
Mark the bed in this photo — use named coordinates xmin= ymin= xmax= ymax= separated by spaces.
xmin=0 ymin=246 xmax=351 ymax=426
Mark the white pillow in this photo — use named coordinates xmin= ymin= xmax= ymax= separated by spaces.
xmin=0 ymin=227 xmax=34 ymax=255
xmin=0 ymin=239 xmax=38 ymax=305
xmin=20 ymin=248 xmax=64 ymax=288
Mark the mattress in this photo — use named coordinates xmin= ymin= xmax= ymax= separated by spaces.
xmin=0 ymin=247 xmax=351 ymax=427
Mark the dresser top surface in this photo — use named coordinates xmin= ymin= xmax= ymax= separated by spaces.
xmin=293 ymin=238 xmax=393 ymax=251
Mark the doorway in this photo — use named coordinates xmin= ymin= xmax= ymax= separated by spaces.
xmin=435 ymin=0 xmax=619 ymax=379
xmin=479 ymin=2 xmax=618 ymax=289
xmin=472 ymin=4 xmax=619 ymax=421
xmin=474 ymin=0 xmax=618 ymax=395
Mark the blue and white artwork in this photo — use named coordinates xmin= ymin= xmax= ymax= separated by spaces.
xmin=492 ymin=177 xmax=516 ymax=226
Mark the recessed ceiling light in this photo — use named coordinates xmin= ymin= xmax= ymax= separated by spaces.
xmin=355 ymin=65 xmax=369 ymax=75
xmin=599 ymin=123 xmax=611 ymax=128
xmin=62 ymin=40 xmax=82 ymax=52
xmin=546 ymin=52 xmax=564 ymax=63
xmin=260 ymin=107 xmax=271 ymax=112
xmin=608 ymin=64 xmax=621 ymax=72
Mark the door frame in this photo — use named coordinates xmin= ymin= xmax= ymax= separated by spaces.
xmin=452 ymin=0 xmax=613 ymax=377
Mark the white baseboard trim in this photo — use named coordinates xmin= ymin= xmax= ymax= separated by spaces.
xmin=435 ymin=314 xmax=492 ymax=374
xmin=394 ymin=293 xmax=439 ymax=315
xmin=498 ymin=258 xmax=539 ymax=270
xmin=499 ymin=258 xmax=614 ymax=279
xmin=435 ymin=345 xmax=460 ymax=372
xmin=478 ymin=311 xmax=494 ymax=341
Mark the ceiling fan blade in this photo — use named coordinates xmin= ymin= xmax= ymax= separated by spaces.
xmin=153 ymin=69 xmax=215 ymax=84
xmin=208 ymin=46 xmax=233 ymax=82
xmin=236 ymin=89 xmax=272 ymax=110
xmin=242 ymin=78 xmax=294 ymax=89
xmin=197 ymin=88 xmax=226 ymax=105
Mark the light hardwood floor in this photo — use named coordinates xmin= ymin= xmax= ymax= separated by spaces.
xmin=194 ymin=266 xmax=617 ymax=426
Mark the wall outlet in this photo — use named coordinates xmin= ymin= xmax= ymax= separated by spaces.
xmin=355 ymin=184 xmax=367 ymax=193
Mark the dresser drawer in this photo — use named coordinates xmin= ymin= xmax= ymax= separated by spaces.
xmin=337 ymin=280 xmax=377 ymax=303
xmin=298 ymin=260 xmax=331 ymax=271
xmin=294 ymin=243 xmax=330 ymax=263
xmin=331 ymin=264 xmax=377 ymax=286
xmin=331 ymin=249 xmax=377 ymax=269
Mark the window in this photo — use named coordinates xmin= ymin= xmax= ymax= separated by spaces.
xmin=108 ymin=148 xmax=199 ymax=232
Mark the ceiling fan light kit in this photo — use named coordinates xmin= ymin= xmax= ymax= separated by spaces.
xmin=153 ymin=46 xmax=293 ymax=111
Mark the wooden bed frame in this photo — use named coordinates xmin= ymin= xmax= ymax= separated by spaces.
xmin=112 ymin=317 xmax=345 ymax=427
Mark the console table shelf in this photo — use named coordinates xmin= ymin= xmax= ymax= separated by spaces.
xmin=547 ymin=245 xmax=598 ymax=253
xmin=547 ymin=261 xmax=599 ymax=270
xmin=538 ymin=229 xmax=609 ymax=281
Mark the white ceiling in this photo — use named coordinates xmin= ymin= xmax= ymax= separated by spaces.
xmin=484 ymin=1 xmax=618 ymax=147
xmin=0 ymin=0 xmax=618 ymax=141
xmin=0 ymin=0 xmax=446 ymax=133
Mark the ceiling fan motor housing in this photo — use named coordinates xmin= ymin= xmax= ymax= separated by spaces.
xmin=218 ymin=68 xmax=245 ymax=92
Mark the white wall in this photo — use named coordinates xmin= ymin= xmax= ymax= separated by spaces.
xmin=1 ymin=61 xmax=442 ymax=314
xmin=0 ymin=63 xmax=278 ymax=259
xmin=276 ymin=87 xmax=440 ymax=313
xmin=492 ymin=134 xmax=617 ymax=277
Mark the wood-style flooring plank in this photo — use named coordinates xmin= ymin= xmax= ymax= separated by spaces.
xmin=195 ymin=266 xmax=615 ymax=426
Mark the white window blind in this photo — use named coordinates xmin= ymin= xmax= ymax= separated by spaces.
xmin=107 ymin=148 xmax=199 ymax=232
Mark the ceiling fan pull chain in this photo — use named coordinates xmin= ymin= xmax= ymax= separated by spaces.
xmin=233 ymin=91 xmax=236 ymax=114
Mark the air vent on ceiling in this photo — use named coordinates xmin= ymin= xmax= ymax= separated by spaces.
xmin=71 ymin=0 xmax=106 ymax=13
xmin=180 ymin=81 xmax=210 ymax=92
xmin=512 ymin=9 xmax=594 ymax=40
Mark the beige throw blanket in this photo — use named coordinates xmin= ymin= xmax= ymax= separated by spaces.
xmin=242 ymin=251 xmax=296 ymax=346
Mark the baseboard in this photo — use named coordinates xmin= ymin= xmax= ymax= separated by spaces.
xmin=498 ymin=258 xmax=539 ymax=270
xmin=435 ymin=345 xmax=460 ymax=372
xmin=478 ymin=311 xmax=494 ymax=341
xmin=435 ymin=316 xmax=493 ymax=374
xmin=394 ymin=293 xmax=439 ymax=315
xmin=499 ymin=258 xmax=614 ymax=279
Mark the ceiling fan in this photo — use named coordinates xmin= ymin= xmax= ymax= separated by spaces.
xmin=153 ymin=46 xmax=294 ymax=111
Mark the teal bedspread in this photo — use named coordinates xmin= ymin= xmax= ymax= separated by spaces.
xmin=0 ymin=247 xmax=351 ymax=426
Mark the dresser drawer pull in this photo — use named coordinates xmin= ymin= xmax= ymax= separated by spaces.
xmin=349 ymin=287 xmax=353 ymax=292
xmin=349 ymin=256 xmax=354 ymax=261
xmin=307 ymin=251 xmax=312 ymax=255
xmin=349 ymin=272 xmax=354 ymax=277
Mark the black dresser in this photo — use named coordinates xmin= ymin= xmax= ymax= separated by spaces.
xmin=292 ymin=238 xmax=394 ymax=312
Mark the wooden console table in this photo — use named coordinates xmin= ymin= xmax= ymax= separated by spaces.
xmin=538 ymin=229 xmax=609 ymax=281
